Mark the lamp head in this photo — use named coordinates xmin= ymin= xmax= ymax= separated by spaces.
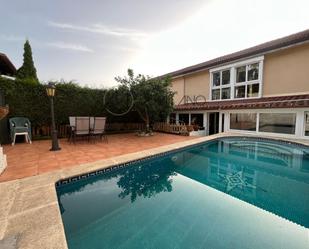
xmin=46 ymin=82 xmax=56 ymax=97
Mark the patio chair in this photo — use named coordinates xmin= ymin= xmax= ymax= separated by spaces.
xmin=9 ymin=117 xmax=32 ymax=146
xmin=68 ymin=116 xmax=75 ymax=142
xmin=69 ymin=116 xmax=75 ymax=127
xmin=90 ymin=117 xmax=94 ymax=130
xmin=90 ymin=117 xmax=108 ymax=143
xmin=72 ymin=117 xmax=90 ymax=143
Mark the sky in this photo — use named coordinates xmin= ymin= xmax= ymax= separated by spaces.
xmin=0 ymin=0 xmax=308 ymax=88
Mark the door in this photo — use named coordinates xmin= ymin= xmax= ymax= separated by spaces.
xmin=221 ymin=113 xmax=225 ymax=132
xmin=209 ymin=112 xmax=219 ymax=135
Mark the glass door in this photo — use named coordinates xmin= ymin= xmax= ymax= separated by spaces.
xmin=305 ymin=112 xmax=309 ymax=136
xmin=209 ymin=112 xmax=219 ymax=135
xmin=221 ymin=113 xmax=225 ymax=132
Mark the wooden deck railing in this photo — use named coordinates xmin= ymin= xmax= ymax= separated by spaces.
xmin=153 ymin=122 xmax=193 ymax=136
xmin=30 ymin=122 xmax=196 ymax=139
xmin=31 ymin=125 xmax=69 ymax=138
xmin=31 ymin=122 xmax=146 ymax=139
xmin=106 ymin=122 xmax=145 ymax=132
xmin=7 ymin=122 xmax=192 ymax=141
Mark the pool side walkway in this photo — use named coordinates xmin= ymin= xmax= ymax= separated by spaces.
xmin=0 ymin=132 xmax=309 ymax=249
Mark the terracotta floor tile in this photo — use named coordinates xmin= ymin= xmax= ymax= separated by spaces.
xmin=0 ymin=133 xmax=196 ymax=182
xmin=59 ymin=161 xmax=76 ymax=169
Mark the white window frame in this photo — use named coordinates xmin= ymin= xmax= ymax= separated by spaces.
xmin=210 ymin=69 xmax=232 ymax=100
xmin=209 ymin=56 xmax=264 ymax=101
xmin=229 ymin=112 xmax=258 ymax=132
xmin=226 ymin=108 xmax=309 ymax=139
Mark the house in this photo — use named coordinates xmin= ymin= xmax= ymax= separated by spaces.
xmin=163 ymin=29 xmax=309 ymax=139
xmin=0 ymin=52 xmax=16 ymax=79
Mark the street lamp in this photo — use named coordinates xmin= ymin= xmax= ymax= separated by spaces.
xmin=46 ymin=82 xmax=61 ymax=151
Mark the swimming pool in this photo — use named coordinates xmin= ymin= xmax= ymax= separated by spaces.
xmin=56 ymin=137 xmax=309 ymax=249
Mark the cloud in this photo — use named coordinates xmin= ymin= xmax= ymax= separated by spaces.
xmin=129 ymin=0 xmax=309 ymax=77
xmin=48 ymin=21 xmax=148 ymax=38
xmin=0 ymin=34 xmax=25 ymax=42
xmin=0 ymin=34 xmax=93 ymax=53
xmin=47 ymin=42 xmax=94 ymax=52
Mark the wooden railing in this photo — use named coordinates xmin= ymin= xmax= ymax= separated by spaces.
xmin=153 ymin=122 xmax=193 ymax=136
xmin=31 ymin=122 xmax=146 ymax=139
xmin=6 ymin=122 xmax=192 ymax=141
xmin=32 ymin=125 xmax=69 ymax=138
xmin=106 ymin=122 xmax=145 ymax=132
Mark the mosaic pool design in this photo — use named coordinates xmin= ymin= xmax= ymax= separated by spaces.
xmin=56 ymin=137 xmax=309 ymax=249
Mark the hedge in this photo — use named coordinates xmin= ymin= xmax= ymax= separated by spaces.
xmin=0 ymin=77 xmax=142 ymax=127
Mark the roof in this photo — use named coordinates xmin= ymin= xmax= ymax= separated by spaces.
xmin=174 ymin=94 xmax=309 ymax=111
xmin=0 ymin=52 xmax=16 ymax=76
xmin=160 ymin=29 xmax=309 ymax=79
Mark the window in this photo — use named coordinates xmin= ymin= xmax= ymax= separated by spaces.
xmin=248 ymin=63 xmax=259 ymax=81
xmin=179 ymin=114 xmax=189 ymax=125
xmin=211 ymin=69 xmax=231 ymax=100
xmin=222 ymin=70 xmax=230 ymax=85
xmin=235 ymin=62 xmax=260 ymax=99
xmin=169 ymin=113 xmax=176 ymax=124
xmin=212 ymin=89 xmax=220 ymax=100
xmin=247 ymin=84 xmax=259 ymax=98
xmin=304 ymin=112 xmax=309 ymax=136
xmin=221 ymin=88 xmax=231 ymax=99
xmin=236 ymin=66 xmax=246 ymax=83
xmin=259 ymin=113 xmax=296 ymax=134
xmin=210 ymin=57 xmax=263 ymax=101
xmin=230 ymin=113 xmax=257 ymax=131
xmin=191 ymin=114 xmax=204 ymax=129
xmin=235 ymin=85 xmax=245 ymax=98
xmin=213 ymin=72 xmax=220 ymax=87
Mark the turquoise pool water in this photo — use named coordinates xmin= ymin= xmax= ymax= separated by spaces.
xmin=56 ymin=137 xmax=309 ymax=249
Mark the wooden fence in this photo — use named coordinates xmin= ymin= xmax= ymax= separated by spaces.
xmin=28 ymin=122 xmax=192 ymax=139
xmin=32 ymin=125 xmax=69 ymax=139
xmin=31 ymin=122 xmax=146 ymax=139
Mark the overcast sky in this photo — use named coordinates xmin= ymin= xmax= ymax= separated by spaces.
xmin=1 ymin=0 xmax=308 ymax=87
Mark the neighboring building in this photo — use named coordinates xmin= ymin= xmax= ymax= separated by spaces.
xmin=0 ymin=52 xmax=16 ymax=79
xmin=163 ymin=29 xmax=309 ymax=139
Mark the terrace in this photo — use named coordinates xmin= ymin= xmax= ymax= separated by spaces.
xmin=0 ymin=133 xmax=196 ymax=182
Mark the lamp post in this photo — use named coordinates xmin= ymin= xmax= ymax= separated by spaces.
xmin=46 ymin=82 xmax=61 ymax=151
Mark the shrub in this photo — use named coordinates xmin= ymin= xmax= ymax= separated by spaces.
xmin=0 ymin=77 xmax=142 ymax=127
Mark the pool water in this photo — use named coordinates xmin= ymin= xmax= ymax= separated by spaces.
xmin=56 ymin=138 xmax=309 ymax=249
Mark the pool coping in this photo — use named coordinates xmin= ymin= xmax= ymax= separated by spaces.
xmin=1 ymin=132 xmax=309 ymax=249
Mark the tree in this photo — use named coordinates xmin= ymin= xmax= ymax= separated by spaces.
xmin=16 ymin=40 xmax=39 ymax=83
xmin=115 ymin=69 xmax=174 ymax=132
xmin=117 ymin=158 xmax=177 ymax=202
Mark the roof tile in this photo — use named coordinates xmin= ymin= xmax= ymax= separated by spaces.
xmin=174 ymin=94 xmax=309 ymax=111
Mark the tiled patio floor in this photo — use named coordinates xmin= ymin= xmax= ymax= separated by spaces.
xmin=0 ymin=133 xmax=196 ymax=182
